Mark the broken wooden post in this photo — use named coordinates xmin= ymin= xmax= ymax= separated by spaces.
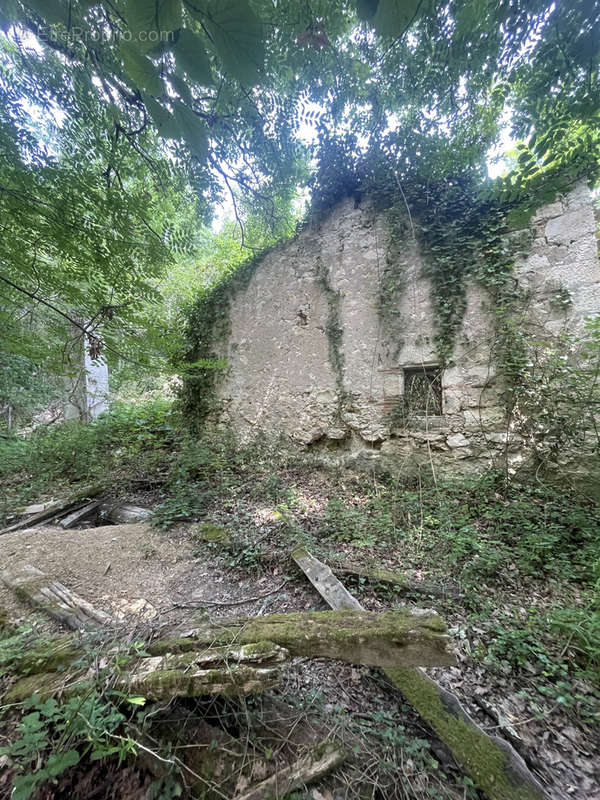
xmin=292 ymin=548 xmax=547 ymax=800
xmin=234 ymin=741 xmax=346 ymax=800
xmin=150 ymin=608 xmax=455 ymax=668
xmin=0 ymin=564 xmax=112 ymax=629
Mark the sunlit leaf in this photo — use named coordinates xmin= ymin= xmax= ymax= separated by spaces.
xmin=124 ymin=0 xmax=182 ymax=51
xmin=144 ymin=95 xmax=179 ymax=138
xmin=119 ymin=41 xmax=163 ymax=96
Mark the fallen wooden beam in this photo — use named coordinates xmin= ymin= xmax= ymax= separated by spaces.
xmin=59 ymin=501 xmax=101 ymax=529
xmin=0 ymin=484 xmax=104 ymax=535
xmin=151 ymin=607 xmax=455 ymax=668
xmin=292 ymin=548 xmax=547 ymax=800
xmin=6 ymin=641 xmax=289 ymax=703
xmin=1 ymin=564 xmax=112 ymax=629
xmin=234 ymin=741 xmax=346 ymax=800
xmin=98 ymin=503 xmax=151 ymax=524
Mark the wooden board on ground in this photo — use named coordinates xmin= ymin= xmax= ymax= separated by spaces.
xmin=0 ymin=564 xmax=112 ymax=629
xmin=292 ymin=548 xmax=363 ymax=610
xmin=59 ymin=500 xmax=102 ymax=529
xmin=0 ymin=484 xmax=103 ymax=535
xmin=291 ymin=548 xmax=547 ymax=800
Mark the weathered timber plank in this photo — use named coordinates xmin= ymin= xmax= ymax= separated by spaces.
xmin=292 ymin=548 xmax=363 ymax=610
xmin=1 ymin=564 xmax=112 ymax=629
xmin=0 ymin=484 xmax=104 ymax=535
xmin=59 ymin=501 xmax=102 ymax=529
xmin=292 ymin=548 xmax=547 ymax=800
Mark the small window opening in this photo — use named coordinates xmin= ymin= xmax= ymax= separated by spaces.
xmin=403 ymin=366 xmax=442 ymax=415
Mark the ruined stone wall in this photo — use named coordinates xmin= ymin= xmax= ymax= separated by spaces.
xmin=214 ymin=181 xmax=600 ymax=473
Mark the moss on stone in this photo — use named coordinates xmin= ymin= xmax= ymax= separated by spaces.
xmin=193 ymin=523 xmax=231 ymax=543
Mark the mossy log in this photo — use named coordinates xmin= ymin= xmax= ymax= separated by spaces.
xmin=149 ymin=608 xmax=455 ymax=668
xmin=385 ymin=668 xmax=547 ymax=800
xmin=292 ymin=548 xmax=547 ymax=800
xmin=333 ymin=563 xmax=460 ymax=599
xmin=6 ymin=640 xmax=289 ymax=702
xmin=1 ymin=564 xmax=112 ymax=629
xmin=234 ymin=741 xmax=346 ymax=800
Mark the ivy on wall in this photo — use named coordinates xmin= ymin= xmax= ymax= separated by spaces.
xmin=181 ymin=123 xmax=600 ymax=426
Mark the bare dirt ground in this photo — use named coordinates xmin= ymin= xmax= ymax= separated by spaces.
xmin=1 ymin=511 xmax=599 ymax=799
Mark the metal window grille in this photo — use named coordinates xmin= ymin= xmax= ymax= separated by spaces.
xmin=403 ymin=366 xmax=442 ymax=415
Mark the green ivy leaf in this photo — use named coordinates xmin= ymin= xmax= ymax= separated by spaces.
xmin=172 ymin=101 xmax=208 ymax=158
xmin=173 ymin=29 xmax=214 ymax=86
xmin=119 ymin=41 xmax=163 ymax=96
xmin=371 ymin=0 xmax=421 ymax=38
xmin=200 ymin=0 xmax=264 ymax=85
xmin=12 ymin=773 xmax=42 ymax=800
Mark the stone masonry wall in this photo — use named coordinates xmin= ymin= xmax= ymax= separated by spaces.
xmin=214 ymin=181 xmax=600 ymax=474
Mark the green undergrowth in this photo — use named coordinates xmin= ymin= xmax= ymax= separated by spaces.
xmin=1 ymin=403 xmax=599 ymax=726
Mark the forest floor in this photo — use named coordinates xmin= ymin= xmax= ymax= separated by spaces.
xmin=1 ymin=404 xmax=599 ymax=799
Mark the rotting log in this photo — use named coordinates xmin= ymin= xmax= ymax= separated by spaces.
xmin=333 ymin=563 xmax=460 ymax=599
xmin=292 ymin=548 xmax=547 ymax=800
xmin=234 ymin=741 xmax=346 ymax=800
xmin=1 ymin=564 xmax=112 ymax=629
xmin=0 ymin=484 xmax=104 ymax=535
xmin=98 ymin=503 xmax=151 ymax=524
xmin=59 ymin=501 xmax=102 ymax=529
xmin=5 ymin=640 xmax=289 ymax=703
xmin=385 ymin=667 xmax=547 ymax=800
xmin=150 ymin=608 xmax=455 ymax=668
xmin=2 ymin=607 xmax=454 ymax=683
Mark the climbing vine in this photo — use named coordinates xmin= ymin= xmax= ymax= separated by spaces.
xmin=315 ymin=255 xmax=346 ymax=404
xmin=182 ymin=121 xmax=600 ymax=429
